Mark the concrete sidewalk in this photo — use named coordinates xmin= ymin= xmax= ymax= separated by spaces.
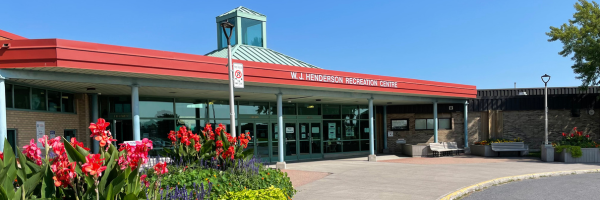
xmin=287 ymin=155 xmax=600 ymax=200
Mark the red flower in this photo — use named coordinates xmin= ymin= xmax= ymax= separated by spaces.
xmin=81 ymin=154 xmax=107 ymax=178
xmin=195 ymin=142 xmax=202 ymax=152
xmin=136 ymin=138 xmax=153 ymax=152
xmin=239 ymin=132 xmax=251 ymax=148
xmin=51 ymin=158 xmax=76 ymax=188
xmin=154 ymin=162 xmax=168 ymax=175
xmin=586 ymin=134 xmax=591 ymax=138
xmin=215 ymin=147 xmax=224 ymax=159
xmin=70 ymin=137 xmax=90 ymax=151
xmin=562 ymin=132 xmax=567 ymax=137
xmin=94 ymin=134 xmax=117 ymax=148
xmin=23 ymin=139 xmax=42 ymax=165
xmin=140 ymin=174 xmax=150 ymax=187
xmin=577 ymin=131 xmax=583 ymax=136
xmin=89 ymin=118 xmax=110 ymax=137
xmin=216 ymin=140 xmax=223 ymax=148
xmin=570 ymin=133 xmax=575 ymax=137
xmin=0 ymin=151 xmax=3 ymax=160
xmin=222 ymin=146 xmax=235 ymax=160
xmin=168 ymin=130 xmax=177 ymax=143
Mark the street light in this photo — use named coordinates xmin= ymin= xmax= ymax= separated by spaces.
xmin=221 ymin=21 xmax=237 ymax=137
xmin=541 ymin=74 xmax=551 ymax=145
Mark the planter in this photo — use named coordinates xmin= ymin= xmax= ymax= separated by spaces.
xmin=401 ymin=144 xmax=430 ymax=157
xmin=555 ymin=148 xmax=600 ymax=163
xmin=470 ymin=145 xmax=498 ymax=157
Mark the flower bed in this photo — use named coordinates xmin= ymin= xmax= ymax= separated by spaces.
xmin=553 ymin=127 xmax=600 ymax=163
xmin=0 ymin=118 xmax=296 ymax=199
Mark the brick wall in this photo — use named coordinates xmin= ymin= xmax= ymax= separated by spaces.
xmin=502 ymin=110 xmax=600 ymax=146
xmin=385 ymin=112 xmax=482 ymax=153
xmin=5 ymin=93 xmax=90 ymax=148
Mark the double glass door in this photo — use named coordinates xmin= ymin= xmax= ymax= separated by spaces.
xmin=240 ymin=119 xmax=323 ymax=162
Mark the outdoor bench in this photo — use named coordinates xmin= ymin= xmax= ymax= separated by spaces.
xmin=429 ymin=143 xmax=454 ymax=157
xmin=490 ymin=142 xmax=528 ymax=157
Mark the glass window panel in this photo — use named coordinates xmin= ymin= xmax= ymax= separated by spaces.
xmin=5 ymin=84 xmax=12 ymax=108
xmin=324 ymin=120 xmax=341 ymax=140
xmin=238 ymin=101 xmax=269 ymax=115
xmin=140 ymin=97 xmax=174 ymax=118
xmin=14 ymin=85 xmax=30 ymax=109
xmin=439 ymin=118 xmax=451 ymax=130
xmin=342 ymin=105 xmax=358 ymax=120
xmin=140 ymin=119 xmax=175 ymax=149
xmin=298 ymin=104 xmax=321 ymax=115
xmin=342 ymin=141 xmax=360 ymax=152
xmin=415 ymin=119 xmax=426 ymax=130
xmin=219 ymin=18 xmax=237 ymax=49
xmin=255 ymin=123 xmax=269 ymax=142
xmin=31 ymin=88 xmax=46 ymax=111
xmin=360 ymin=140 xmax=370 ymax=151
xmin=208 ymin=100 xmax=237 ymax=118
xmin=7 ymin=130 xmax=16 ymax=155
xmin=175 ymin=99 xmax=207 ymax=118
xmin=358 ymin=106 xmax=369 ymax=119
xmin=324 ymin=140 xmax=341 ymax=153
xmin=110 ymin=96 xmax=131 ymax=113
xmin=62 ymin=93 xmax=75 ymax=113
xmin=323 ymin=105 xmax=340 ymax=119
xmin=343 ymin=119 xmax=358 ymax=140
xmin=359 ymin=120 xmax=370 ymax=139
xmin=391 ymin=119 xmax=408 ymax=131
xmin=209 ymin=120 xmax=233 ymax=134
xmin=284 ymin=123 xmax=295 ymax=140
xmin=241 ymin=17 xmax=263 ymax=47
xmin=269 ymin=103 xmax=296 ymax=115
xmin=426 ymin=119 xmax=435 ymax=129
xmin=47 ymin=91 xmax=61 ymax=112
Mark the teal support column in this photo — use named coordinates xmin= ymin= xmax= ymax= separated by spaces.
xmin=276 ymin=93 xmax=286 ymax=169
xmin=262 ymin=21 xmax=267 ymax=48
xmin=0 ymin=75 xmax=6 ymax=150
xmin=368 ymin=98 xmax=377 ymax=161
xmin=383 ymin=105 xmax=388 ymax=150
xmin=433 ymin=101 xmax=438 ymax=143
xmin=131 ymin=85 xmax=140 ymax=141
xmin=464 ymin=101 xmax=469 ymax=147
xmin=91 ymin=94 xmax=99 ymax=153
xmin=236 ymin=17 xmax=242 ymax=45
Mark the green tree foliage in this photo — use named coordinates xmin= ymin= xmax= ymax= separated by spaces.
xmin=547 ymin=0 xmax=600 ymax=87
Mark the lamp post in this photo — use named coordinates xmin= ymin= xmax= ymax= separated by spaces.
xmin=541 ymin=74 xmax=551 ymax=145
xmin=221 ymin=21 xmax=237 ymax=137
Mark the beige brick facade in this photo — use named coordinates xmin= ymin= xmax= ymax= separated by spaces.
xmin=6 ymin=93 xmax=90 ymax=149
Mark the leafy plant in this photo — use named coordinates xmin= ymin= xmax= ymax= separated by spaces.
xmin=555 ymin=145 xmax=584 ymax=158
xmin=217 ymin=186 xmax=287 ymax=200
xmin=474 ymin=138 xmax=523 ymax=145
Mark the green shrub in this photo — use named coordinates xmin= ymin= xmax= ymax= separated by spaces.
xmin=218 ymin=186 xmax=288 ymax=200
xmin=555 ymin=145 xmax=583 ymax=158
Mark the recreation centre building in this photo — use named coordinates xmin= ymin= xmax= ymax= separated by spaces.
xmin=0 ymin=7 xmax=476 ymax=167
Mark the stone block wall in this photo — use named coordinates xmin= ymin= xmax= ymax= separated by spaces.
xmin=502 ymin=110 xmax=599 ymax=146
xmin=5 ymin=93 xmax=90 ymax=148
xmin=386 ymin=112 xmax=482 ymax=153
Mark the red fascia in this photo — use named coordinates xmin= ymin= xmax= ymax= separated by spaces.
xmin=0 ymin=30 xmax=27 ymax=40
xmin=0 ymin=39 xmax=477 ymax=98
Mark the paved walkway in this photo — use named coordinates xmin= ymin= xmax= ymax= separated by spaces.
xmin=462 ymin=173 xmax=600 ymax=200
xmin=284 ymin=155 xmax=600 ymax=200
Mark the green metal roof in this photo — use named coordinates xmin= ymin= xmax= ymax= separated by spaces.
xmin=218 ymin=6 xmax=266 ymax=18
xmin=205 ymin=44 xmax=320 ymax=69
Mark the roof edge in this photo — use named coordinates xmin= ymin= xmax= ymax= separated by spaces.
xmin=0 ymin=30 xmax=27 ymax=40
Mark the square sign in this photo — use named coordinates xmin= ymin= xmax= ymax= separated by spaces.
xmin=233 ymin=63 xmax=244 ymax=88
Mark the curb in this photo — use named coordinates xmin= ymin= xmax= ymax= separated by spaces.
xmin=437 ymin=168 xmax=600 ymax=200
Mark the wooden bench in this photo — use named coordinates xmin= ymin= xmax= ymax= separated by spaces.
xmin=429 ymin=143 xmax=453 ymax=157
xmin=491 ymin=142 xmax=528 ymax=157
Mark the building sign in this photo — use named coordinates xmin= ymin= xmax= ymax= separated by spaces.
xmin=290 ymin=72 xmax=398 ymax=88
xmin=233 ymin=63 xmax=244 ymax=88
xmin=36 ymin=121 xmax=45 ymax=148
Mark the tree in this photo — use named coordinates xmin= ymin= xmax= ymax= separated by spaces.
xmin=547 ymin=0 xmax=600 ymax=88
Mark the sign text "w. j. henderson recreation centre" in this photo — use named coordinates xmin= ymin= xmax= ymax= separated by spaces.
xmin=290 ymin=72 xmax=398 ymax=88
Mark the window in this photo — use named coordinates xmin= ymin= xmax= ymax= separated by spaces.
xmin=6 ymin=84 xmax=12 ymax=108
xmin=415 ymin=118 xmax=452 ymax=130
xmin=208 ymin=100 xmax=237 ymax=118
xmin=176 ymin=99 xmax=207 ymax=118
xmin=241 ymin=18 xmax=263 ymax=47
xmin=238 ymin=101 xmax=269 ymax=115
xmin=31 ymin=88 xmax=46 ymax=111
xmin=7 ymin=129 xmax=17 ymax=155
xmin=139 ymin=98 xmax=174 ymax=118
xmin=64 ymin=130 xmax=76 ymax=141
xmin=62 ymin=93 xmax=75 ymax=113
xmin=323 ymin=105 xmax=340 ymax=119
xmin=269 ymin=103 xmax=296 ymax=115
xmin=219 ymin=18 xmax=237 ymax=49
xmin=13 ymin=85 xmax=30 ymax=109
xmin=298 ymin=104 xmax=320 ymax=115
xmin=391 ymin=119 xmax=409 ymax=131
xmin=47 ymin=91 xmax=61 ymax=112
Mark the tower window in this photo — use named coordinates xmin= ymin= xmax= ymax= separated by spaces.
xmin=241 ymin=18 xmax=263 ymax=47
xmin=219 ymin=18 xmax=237 ymax=49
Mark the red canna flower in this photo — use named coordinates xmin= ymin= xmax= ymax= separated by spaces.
xmin=89 ymin=118 xmax=110 ymax=138
xmin=216 ymin=140 xmax=223 ymax=148
xmin=586 ymin=134 xmax=591 ymax=138
xmin=81 ymin=154 xmax=107 ymax=178
xmin=94 ymin=134 xmax=117 ymax=148
xmin=577 ymin=131 xmax=583 ymax=136
xmin=23 ymin=139 xmax=42 ymax=165
xmin=562 ymin=132 xmax=567 ymax=137
xmin=70 ymin=137 xmax=90 ymax=151
xmin=0 ymin=151 xmax=3 ymax=160
xmin=154 ymin=162 xmax=168 ymax=175
xmin=140 ymin=174 xmax=150 ymax=187
xmin=222 ymin=146 xmax=235 ymax=160
xmin=570 ymin=133 xmax=575 ymax=137
xmin=195 ymin=142 xmax=202 ymax=151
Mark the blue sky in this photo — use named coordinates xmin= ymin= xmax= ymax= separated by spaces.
xmin=2 ymin=0 xmax=582 ymax=89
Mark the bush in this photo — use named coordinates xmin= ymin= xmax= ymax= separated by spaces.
xmin=218 ymin=186 xmax=288 ymax=200
xmin=473 ymin=138 xmax=523 ymax=145
xmin=555 ymin=145 xmax=583 ymax=158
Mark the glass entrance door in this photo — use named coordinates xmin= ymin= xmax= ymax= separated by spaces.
xmin=240 ymin=121 xmax=272 ymax=163
xmin=298 ymin=122 xmax=322 ymax=159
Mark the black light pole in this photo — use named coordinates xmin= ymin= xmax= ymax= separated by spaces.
xmin=221 ymin=21 xmax=237 ymax=137
xmin=541 ymin=74 xmax=551 ymax=145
